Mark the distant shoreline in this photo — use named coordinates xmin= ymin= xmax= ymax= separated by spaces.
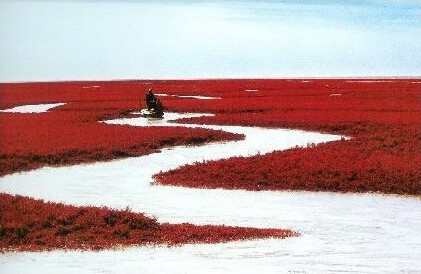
xmin=1 ymin=76 xmax=420 ymax=85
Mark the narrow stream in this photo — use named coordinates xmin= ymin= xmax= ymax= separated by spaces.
xmin=1 ymin=110 xmax=420 ymax=273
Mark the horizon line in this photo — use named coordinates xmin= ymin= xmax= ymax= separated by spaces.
xmin=2 ymin=76 xmax=421 ymax=84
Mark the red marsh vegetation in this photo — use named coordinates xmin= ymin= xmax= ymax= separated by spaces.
xmin=152 ymin=79 xmax=421 ymax=195
xmin=0 ymin=193 xmax=295 ymax=252
xmin=0 ymin=81 xmax=243 ymax=176
xmin=2 ymin=79 xmax=420 ymax=195
xmin=0 ymin=112 xmax=241 ymax=176
xmin=0 ymin=79 xmax=419 ymax=252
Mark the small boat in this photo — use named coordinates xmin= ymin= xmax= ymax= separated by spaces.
xmin=140 ymin=108 xmax=164 ymax=118
xmin=141 ymin=88 xmax=164 ymax=118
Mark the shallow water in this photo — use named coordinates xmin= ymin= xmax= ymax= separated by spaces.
xmin=0 ymin=103 xmax=65 ymax=113
xmin=1 ymin=110 xmax=420 ymax=273
xmin=155 ymin=94 xmax=221 ymax=100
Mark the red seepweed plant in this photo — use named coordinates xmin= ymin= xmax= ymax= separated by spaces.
xmin=0 ymin=194 xmax=296 ymax=252
xmin=1 ymin=79 xmax=420 ymax=252
xmin=153 ymin=79 xmax=421 ymax=195
xmin=0 ymin=84 xmax=244 ymax=176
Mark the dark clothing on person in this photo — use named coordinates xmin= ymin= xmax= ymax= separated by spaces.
xmin=144 ymin=88 xmax=164 ymax=117
xmin=146 ymin=91 xmax=156 ymax=110
xmin=154 ymin=98 xmax=164 ymax=117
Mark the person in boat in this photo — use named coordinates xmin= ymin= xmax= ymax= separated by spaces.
xmin=145 ymin=88 xmax=157 ymax=110
xmin=154 ymin=98 xmax=164 ymax=117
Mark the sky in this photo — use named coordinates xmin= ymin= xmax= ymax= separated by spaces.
xmin=0 ymin=0 xmax=420 ymax=82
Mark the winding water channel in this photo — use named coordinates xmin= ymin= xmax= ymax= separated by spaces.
xmin=1 ymin=107 xmax=420 ymax=273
